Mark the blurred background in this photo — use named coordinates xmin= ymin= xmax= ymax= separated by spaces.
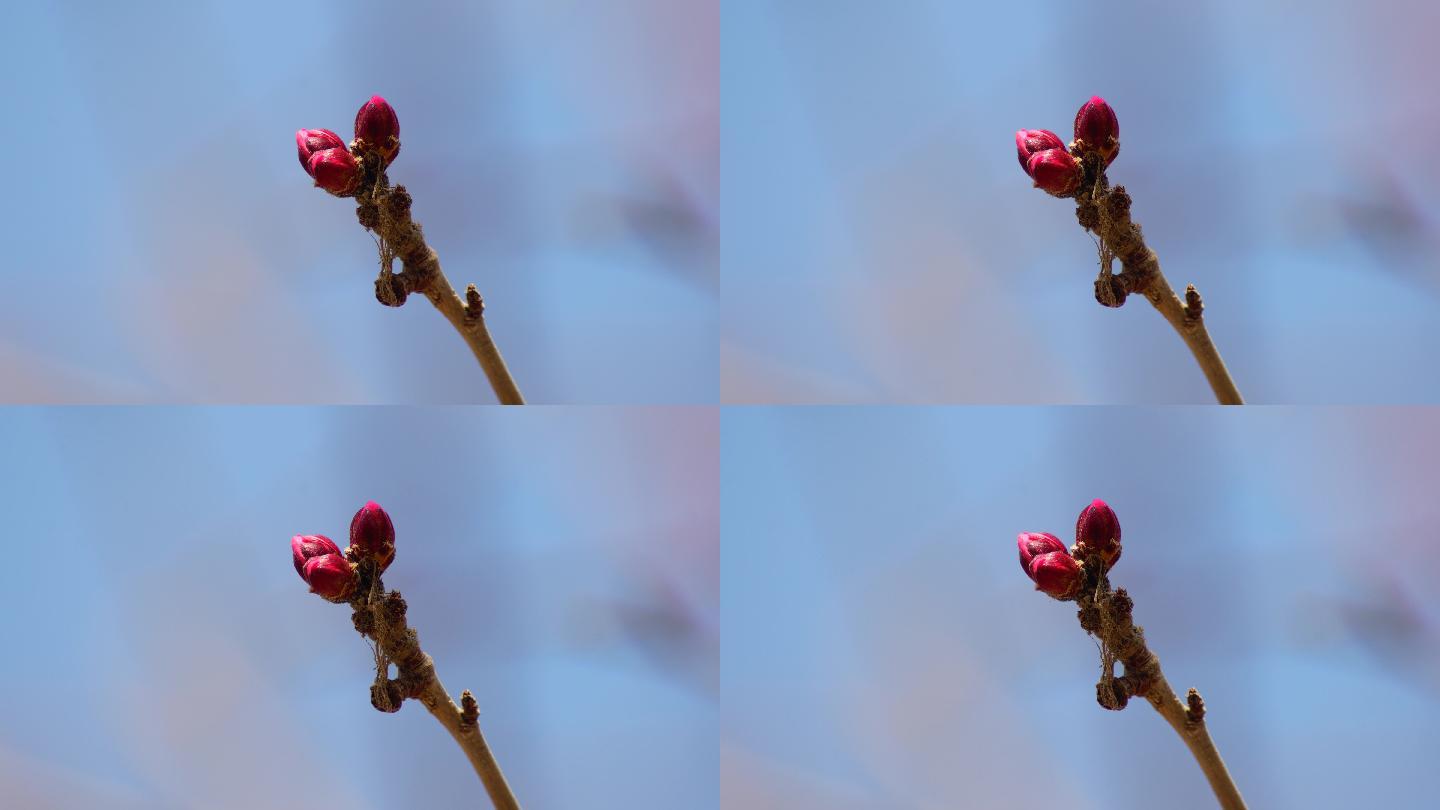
xmin=1 ymin=0 xmax=716 ymax=403
xmin=0 ymin=407 xmax=717 ymax=808
xmin=723 ymin=0 xmax=1440 ymax=403
xmin=723 ymin=407 xmax=1440 ymax=808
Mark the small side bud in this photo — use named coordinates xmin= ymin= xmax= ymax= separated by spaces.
xmin=354 ymin=95 xmax=401 ymax=165
xmin=1018 ymin=531 xmax=1068 ymax=576
xmin=307 ymin=148 xmax=361 ymax=196
xmin=1073 ymin=96 xmax=1119 ymax=165
xmin=1029 ymin=551 xmax=1083 ymax=600
xmin=291 ymin=534 xmax=356 ymax=602
xmin=1026 ymin=148 xmax=1081 ymax=196
xmin=1074 ymin=498 xmax=1122 ymax=569
xmin=1015 ymin=129 xmax=1065 ymax=176
xmin=349 ymin=500 xmax=396 ymax=572
xmin=296 ymin=128 xmax=346 ymax=176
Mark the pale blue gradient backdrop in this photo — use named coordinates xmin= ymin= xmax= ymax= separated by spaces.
xmin=1 ymin=1 xmax=716 ymax=403
xmin=0 ymin=408 xmax=718 ymax=808
xmin=722 ymin=408 xmax=1440 ymax=808
xmin=723 ymin=1 xmax=1440 ymax=403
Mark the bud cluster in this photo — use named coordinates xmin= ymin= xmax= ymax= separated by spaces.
xmin=291 ymin=501 xmax=398 ymax=602
xmin=295 ymin=95 xmax=401 ymax=197
xmin=1014 ymin=95 xmax=1120 ymax=197
xmin=1017 ymin=499 xmax=1123 ymax=600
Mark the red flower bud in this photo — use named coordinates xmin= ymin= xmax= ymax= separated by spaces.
xmin=1018 ymin=531 xmax=1068 ymax=576
xmin=296 ymin=128 xmax=346 ymax=176
xmin=291 ymin=534 xmax=356 ymax=602
xmin=304 ymin=554 xmax=357 ymax=602
xmin=349 ymin=500 xmax=396 ymax=572
xmin=1015 ymin=129 xmax=1065 ymax=176
xmin=354 ymin=95 xmax=401 ymax=165
xmin=1074 ymin=498 xmax=1122 ymax=569
xmin=1026 ymin=148 xmax=1080 ymax=196
xmin=308 ymin=148 xmax=361 ymax=196
xmin=292 ymin=533 xmax=342 ymax=576
xmin=1073 ymin=96 xmax=1119 ymax=165
xmin=1029 ymin=551 xmax=1083 ymax=600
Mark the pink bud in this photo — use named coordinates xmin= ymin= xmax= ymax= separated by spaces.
xmin=296 ymin=128 xmax=346 ymax=176
xmin=292 ymin=533 xmax=342 ymax=576
xmin=1026 ymin=148 xmax=1081 ymax=196
xmin=1016 ymin=129 xmax=1065 ymax=176
xmin=1018 ymin=531 xmax=1068 ymax=576
xmin=349 ymin=500 xmax=396 ymax=572
xmin=1074 ymin=498 xmax=1122 ymax=569
xmin=304 ymin=554 xmax=358 ymax=602
xmin=354 ymin=95 xmax=401 ymax=165
xmin=291 ymin=534 xmax=357 ymax=602
xmin=308 ymin=148 xmax=361 ymax=196
xmin=1029 ymin=551 xmax=1083 ymax=599
xmin=1073 ymin=96 xmax=1119 ymax=165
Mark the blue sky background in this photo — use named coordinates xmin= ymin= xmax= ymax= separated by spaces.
xmin=1 ymin=1 xmax=716 ymax=403
xmin=723 ymin=0 xmax=1440 ymax=403
xmin=0 ymin=407 xmax=718 ymax=808
xmin=723 ymin=407 xmax=1440 ymax=808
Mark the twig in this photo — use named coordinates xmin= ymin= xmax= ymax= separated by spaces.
xmin=1075 ymin=158 xmax=1243 ymax=404
xmin=1077 ymin=574 xmax=1247 ymax=809
xmin=352 ymin=563 xmax=521 ymax=809
xmin=357 ymin=161 xmax=525 ymax=405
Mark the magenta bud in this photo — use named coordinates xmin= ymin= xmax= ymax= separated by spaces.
xmin=354 ymin=95 xmax=401 ymax=165
xmin=292 ymin=533 xmax=342 ymax=576
xmin=291 ymin=534 xmax=356 ymax=602
xmin=1016 ymin=129 xmax=1065 ymax=176
xmin=1073 ymin=96 xmax=1119 ymax=165
xmin=1029 ymin=551 xmax=1083 ymax=600
xmin=349 ymin=500 xmax=396 ymax=572
xmin=1074 ymin=498 xmax=1122 ymax=569
xmin=303 ymin=554 xmax=357 ymax=602
xmin=296 ymin=128 xmax=346 ymax=176
xmin=1026 ymin=149 xmax=1080 ymax=196
xmin=1018 ymin=531 xmax=1068 ymax=577
xmin=308 ymin=148 xmax=361 ymax=196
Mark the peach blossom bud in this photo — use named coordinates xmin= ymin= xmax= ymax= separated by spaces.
xmin=1016 ymin=129 xmax=1065 ymax=175
xmin=1018 ymin=531 xmax=1067 ymax=576
xmin=291 ymin=534 xmax=357 ymax=602
xmin=303 ymin=554 xmax=357 ymax=602
xmin=1026 ymin=148 xmax=1080 ymax=196
xmin=1029 ymin=551 xmax=1083 ymax=600
xmin=1073 ymin=96 xmax=1119 ymax=164
xmin=354 ymin=95 xmax=401 ymax=165
xmin=296 ymin=128 xmax=346 ymax=176
xmin=292 ymin=533 xmax=342 ymax=576
xmin=308 ymin=148 xmax=361 ymax=196
xmin=349 ymin=500 xmax=396 ymax=572
xmin=1074 ymin=498 xmax=1122 ymax=569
